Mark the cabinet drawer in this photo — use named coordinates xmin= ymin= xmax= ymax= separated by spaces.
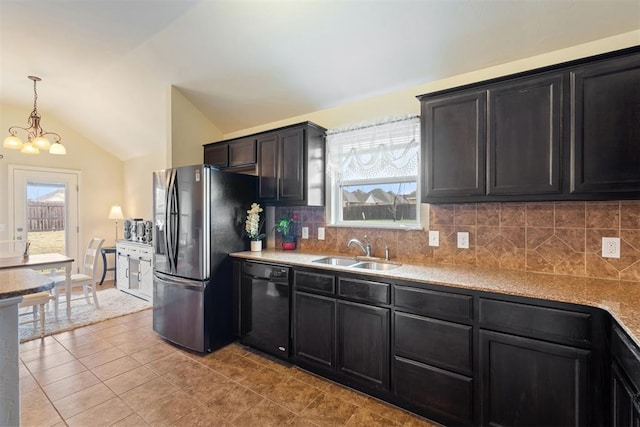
xmin=395 ymin=312 xmax=472 ymax=375
xmin=294 ymin=270 xmax=335 ymax=295
xmin=394 ymin=356 xmax=473 ymax=426
xmin=338 ymin=278 xmax=389 ymax=305
xmin=612 ymin=326 xmax=640 ymax=392
xmin=479 ymin=298 xmax=590 ymax=346
xmin=138 ymin=246 xmax=153 ymax=258
xmin=394 ymin=285 xmax=472 ymax=323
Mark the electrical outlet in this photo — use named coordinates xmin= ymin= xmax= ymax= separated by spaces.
xmin=301 ymin=227 xmax=309 ymax=239
xmin=457 ymin=232 xmax=470 ymax=249
xmin=602 ymin=237 xmax=621 ymax=258
xmin=318 ymin=227 xmax=325 ymax=241
xmin=428 ymin=230 xmax=439 ymax=247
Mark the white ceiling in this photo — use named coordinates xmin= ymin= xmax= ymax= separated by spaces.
xmin=1 ymin=0 xmax=639 ymax=161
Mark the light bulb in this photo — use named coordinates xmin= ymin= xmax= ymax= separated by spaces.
xmin=21 ymin=142 xmax=40 ymax=154
xmin=49 ymin=142 xmax=67 ymax=155
xmin=3 ymin=135 xmax=23 ymax=149
xmin=33 ymin=136 xmax=51 ymax=150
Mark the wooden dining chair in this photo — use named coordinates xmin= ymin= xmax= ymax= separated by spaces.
xmin=51 ymin=237 xmax=105 ymax=316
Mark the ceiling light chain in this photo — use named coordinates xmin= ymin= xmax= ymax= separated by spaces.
xmin=3 ymin=76 xmax=67 ymax=155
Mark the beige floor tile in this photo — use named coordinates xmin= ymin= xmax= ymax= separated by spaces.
xmin=111 ymin=413 xmax=150 ymax=426
xmin=299 ymin=393 xmax=358 ymax=426
xmin=20 ymin=341 xmax=69 ymax=362
xmin=145 ymin=352 xmax=194 ymax=375
xmin=120 ymin=376 xmax=178 ymax=412
xmin=23 ymin=349 xmax=77 ymax=373
xmin=65 ymin=396 xmax=134 ymax=427
xmin=204 ymin=382 xmax=264 ymax=422
xmin=324 ymin=383 xmax=371 ymax=407
xmin=66 ymin=338 xmax=114 ymax=358
xmin=130 ymin=341 xmax=176 ymax=364
xmin=136 ymin=390 xmax=202 ymax=425
xmin=173 ymin=404 xmax=234 ymax=426
xmin=90 ymin=355 xmax=140 ymax=381
xmin=20 ymin=335 xmax=58 ymax=352
xmin=78 ymin=345 xmax=127 ymax=369
xmin=265 ymin=375 xmax=323 ymax=414
xmin=53 ymin=326 xmax=98 ymax=342
xmin=21 ymin=388 xmax=64 ymax=427
xmin=345 ymin=407 xmax=401 ymax=426
xmin=32 ymin=359 xmax=88 ymax=386
xmin=291 ymin=368 xmax=334 ymax=391
xmin=104 ymin=365 xmax=158 ymax=395
xmin=205 ymin=353 xmax=263 ymax=383
xmin=52 ymin=382 xmax=116 ymax=419
xmin=234 ymin=398 xmax=297 ymax=427
xmin=42 ymin=370 xmax=101 ymax=401
xmin=19 ymin=361 xmax=31 ymax=379
xmin=360 ymin=396 xmax=411 ymax=425
xmin=240 ymin=366 xmax=285 ymax=395
xmin=116 ymin=336 xmax=161 ymax=354
xmin=403 ymin=414 xmax=443 ymax=427
xmin=93 ymin=322 xmax=137 ymax=338
xmin=19 ymin=374 xmax=40 ymax=395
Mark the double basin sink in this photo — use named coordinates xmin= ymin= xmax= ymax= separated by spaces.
xmin=312 ymin=256 xmax=400 ymax=271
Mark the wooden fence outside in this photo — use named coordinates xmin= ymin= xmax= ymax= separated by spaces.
xmin=27 ymin=201 xmax=65 ymax=232
xmin=343 ymin=203 xmax=416 ymax=221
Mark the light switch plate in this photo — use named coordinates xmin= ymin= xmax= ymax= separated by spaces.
xmin=602 ymin=237 xmax=621 ymax=258
xmin=457 ymin=232 xmax=470 ymax=249
xmin=301 ymin=227 xmax=309 ymax=239
xmin=318 ymin=227 xmax=325 ymax=241
xmin=428 ymin=230 xmax=439 ymax=247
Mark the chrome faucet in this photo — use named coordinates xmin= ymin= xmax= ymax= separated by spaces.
xmin=347 ymin=235 xmax=371 ymax=257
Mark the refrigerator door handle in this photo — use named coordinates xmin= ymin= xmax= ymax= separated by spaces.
xmin=170 ymin=170 xmax=180 ymax=271
xmin=154 ymin=271 xmax=206 ymax=291
xmin=164 ymin=170 xmax=174 ymax=272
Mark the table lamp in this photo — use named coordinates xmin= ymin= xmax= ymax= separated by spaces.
xmin=108 ymin=205 xmax=125 ymax=242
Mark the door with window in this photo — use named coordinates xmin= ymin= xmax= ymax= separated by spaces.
xmin=10 ymin=166 xmax=80 ymax=272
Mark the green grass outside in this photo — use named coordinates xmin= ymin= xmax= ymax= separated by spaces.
xmin=27 ymin=230 xmax=65 ymax=255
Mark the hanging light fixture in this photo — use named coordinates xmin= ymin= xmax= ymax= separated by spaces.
xmin=4 ymin=76 xmax=66 ymax=155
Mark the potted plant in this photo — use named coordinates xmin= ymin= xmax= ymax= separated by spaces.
xmin=275 ymin=211 xmax=298 ymax=250
xmin=245 ymin=203 xmax=265 ymax=251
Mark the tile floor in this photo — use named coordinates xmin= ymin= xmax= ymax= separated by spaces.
xmin=19 ymin=306 xmax=440 ymax=426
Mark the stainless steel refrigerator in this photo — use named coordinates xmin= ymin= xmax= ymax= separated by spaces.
xmin=152 ymin=164 xmax=256 ymax=352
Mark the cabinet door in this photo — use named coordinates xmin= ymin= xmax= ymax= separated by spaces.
xmin=204 ymin=143 xmax=228 ymax=168
xmin=229 ymin=137 xmax=256 ymax=167
xmin=337 ymin=300 xmax=389 ymax=389
xmin=488 ymin=75 xmax=562 ymax=195
xmin=139 ymin=257 xmax=153 ymax=298
xmin=116 ymin=252 xmax=129 ymax=289
xmin=571 ymin=54 xmax=640 ymax=195
xmin=279 ymin=128 xmax=305 ymax=203
xmin=257 ymin=134 xmax=279 ymax=201
xmin=422 ymin=91 xmax=486 ymax=200
xmin=612 ymin=362 xmax=640 ymax=427
xmin=480 ymin=330 xmax=590 ymax=427
xmin=294 ymin=291 xmax=335 ymax=371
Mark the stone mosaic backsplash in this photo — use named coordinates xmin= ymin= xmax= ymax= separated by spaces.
xmin=275 ymin=200 xmax=640 ymax=282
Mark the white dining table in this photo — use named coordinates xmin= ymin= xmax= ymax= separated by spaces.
xmin=0 ymin=253 xmax=74 ymax=315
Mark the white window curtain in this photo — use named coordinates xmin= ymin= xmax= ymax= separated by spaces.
xmin=327 ymin=115 xmax=420 ymax=182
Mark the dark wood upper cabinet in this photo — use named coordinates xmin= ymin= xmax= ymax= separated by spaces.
xmin=487 ymin=74 xmax=563 ymax=196
xmin=228 ymin=137 xmax=256 ymax=167
xmin=570 ymin=54 xmax=640 ymax=195
xmin=422 ymin=91 xmax=486 ymax=199
xmin=419 ymin=47 xmax=640 ymax=203
xmin=257 ymin=122 xmax=326 ymax=206
xmin=203 ymin=143 xmax=228 ymax=168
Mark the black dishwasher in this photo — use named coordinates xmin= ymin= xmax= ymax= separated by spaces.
xmin=239 ymin=261 xmax=291 ymax=360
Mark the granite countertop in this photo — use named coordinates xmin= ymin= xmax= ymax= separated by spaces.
xmin=231 ymin=249 xmax=640 ymax=346
xmin=0 ymin=269 xmax=55 ymax=299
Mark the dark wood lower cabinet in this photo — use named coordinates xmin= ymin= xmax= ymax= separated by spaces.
xmin=337 ymin=300 xmax=389 ymax=390
xmin=293 ymin=291 xmax=335 ymax=371
xmin=479 ymin=330 xmax=590 ymax=427
xmin=394 ymin=356 xmax=473 ymax=425
xmin=612 ymin=363 xmax=640 ymax=427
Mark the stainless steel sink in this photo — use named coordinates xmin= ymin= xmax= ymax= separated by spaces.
xmin=312 ymin=257 xmax=360 ymax=267
xmin=352 ymin=261 xmax=401 ymax=271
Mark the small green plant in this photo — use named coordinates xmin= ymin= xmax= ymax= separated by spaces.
xmin=275 ymin=211 xmax=297 ymax=237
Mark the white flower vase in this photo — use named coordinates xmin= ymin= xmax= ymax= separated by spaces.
xmin=250 ymin=240 xmax=262 ymax=252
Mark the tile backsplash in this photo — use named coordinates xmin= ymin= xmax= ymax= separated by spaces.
xmin=275 ymin=200 xmax=640 ymax=282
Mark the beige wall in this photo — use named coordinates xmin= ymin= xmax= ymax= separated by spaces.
xmin=223 ymin=30 xmax=640 ymax=139
xmin=0 ymin=103 xmax=123 ymax=250
xmin=122 ymin=151 xmax=166 ymax=220
xmin=170 ymin=86 xmax=223 ymax=168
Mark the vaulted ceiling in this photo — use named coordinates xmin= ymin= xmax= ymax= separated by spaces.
xmin=1 ymin=0 xmax=638 ymax=161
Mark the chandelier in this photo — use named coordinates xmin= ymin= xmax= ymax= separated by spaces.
xmin=3 ymin=76 xmax=66 ymax=155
